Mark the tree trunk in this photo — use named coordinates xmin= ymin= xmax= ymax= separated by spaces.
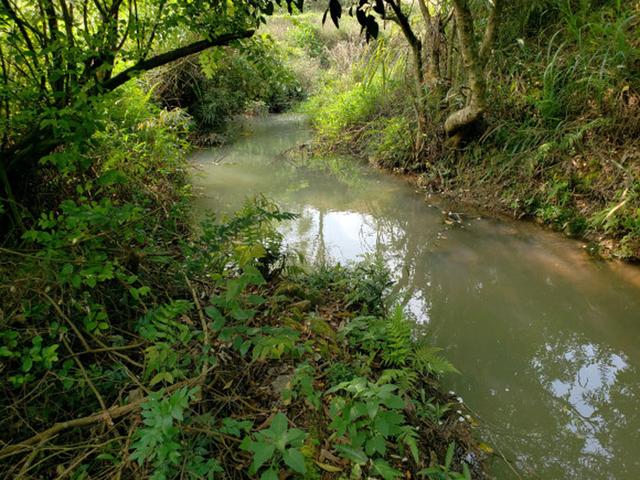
xmin=386 ymin=0 xmax=427 ymax=153
xmin=444 ymin=0 xmax=502 ymax=146
xmin=416 ymin=0 xmax=442 ymax=88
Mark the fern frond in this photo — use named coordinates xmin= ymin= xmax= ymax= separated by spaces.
xmin=398 ymin=425 xmax=420 ymax=464
xmin=413 ymin=345 xmax=460 ymax=376
xmin=135 ymin=300 xmax=193 ymax=343
xmin=377 ymin=368 xmax=418 ymax=393
xmin=382 ymin=305 xmax=412 ymax=367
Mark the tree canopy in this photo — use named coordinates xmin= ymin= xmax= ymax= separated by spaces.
xmin=0 ymin=0 xmax=302 ymax=218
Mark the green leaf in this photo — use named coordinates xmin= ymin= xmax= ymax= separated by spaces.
xmin=248 ymin=294 xmax=266 ymax=305
xmin=377 ymin=411 xmax=403 ymax=438
xmin=0 ymin=346 xmax=13 ymax=357
xmin=269 ymin=412 xmax=288 ymax=437
xmin=260 ymin=468 xmax=278 ymax=480
xmin=404 ymin=435 xmax=420 ymax=464
xmin=282 ymin=448 xmax=306 ymax=474
xmin=220 ymin=418 xmax=253 ymax=437
xmin=150 ymin=371 xmax=173 ymax=386
xmin=97 ymin=169 xmax=127 ymax=186
xmin=372 ymin=459 xmax=402 ymax=480
xmin=248 ymin=442 xmax=275 ymax=473
xmin=95 ymin=453 xmax=115 ymax=461
xmin=380 ymin=393 xmax=404 ymax=410
xmin=366 ymin=399 xmax=379 ymax=419
xmin=365 ymin=435 xmax=386 ymax=456
xmin=285 ymin=428 xmax=306 ymax=447
xmin=445 ymin=441 xmax=455 ymax=469
xmin=21 ymin=356 xmax=33 ymax=372
xmin=335 ymin=445 xmax=367 ymax=464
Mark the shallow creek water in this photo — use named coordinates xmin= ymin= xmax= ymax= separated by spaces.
xmin=191 ymin=114 xmax=640 ymax=479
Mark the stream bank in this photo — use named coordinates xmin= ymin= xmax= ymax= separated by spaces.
xmin=193 ymin=113 xmax=640 ymax=479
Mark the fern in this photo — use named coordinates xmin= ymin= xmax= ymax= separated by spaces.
xmin=397 ymin=425 xmax=420 ymax=464
xmin=413 ymin=345 xmax=460 ymax=376
xmin=377 ymin=368 xmax=418 ymax=393
xmin=382 ymin=305 xmax=412 ymax=367
xmin=135 ymin=300 xmax=194 ymax=344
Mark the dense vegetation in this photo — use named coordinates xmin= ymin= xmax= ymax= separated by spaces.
xmin=1 ymin=0 xmax=638 ymax=477
xmin=0 ymin=1 xmax=482 ymax=479
xmin=303 ymin=0 xmax=640 ymax=260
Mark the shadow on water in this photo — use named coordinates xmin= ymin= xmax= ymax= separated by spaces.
xmin=191 ymin=114 xmax=640 ymax=479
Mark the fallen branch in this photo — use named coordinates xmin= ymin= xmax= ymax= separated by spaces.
xmin=0 ymin=379 xmax=198 ymax=461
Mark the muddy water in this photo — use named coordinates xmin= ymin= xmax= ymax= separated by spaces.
xmin=191 ymin=114 xmax=640 ymax=479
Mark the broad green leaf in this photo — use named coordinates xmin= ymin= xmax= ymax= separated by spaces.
xmin=380 ymin=393 xmax=404 ymax=410
xmin=365 ymin=435 xmax=386 ymax=456
xmin=374 ymin=410 xmax=404 ymax=437
xmin=282 ymin=448 xmax=306 ymax=474
xmin=366 ymin=399 xmax=379 ymax=419
xmin=260 ymin=468 xmax=278 ymax=480
xmin=249 ymin=442 xmax=275 ymax=473
xmin=285 ymin=428 xmax=307 ymax=447
xmin=269 ymin=412 xmax=288 ymax=437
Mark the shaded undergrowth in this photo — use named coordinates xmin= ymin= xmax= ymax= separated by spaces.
xmin=0 ymin=84 xmax=482 ymax=479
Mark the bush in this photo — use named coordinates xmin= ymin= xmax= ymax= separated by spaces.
xmin=152 ymin=35 xmax=303 ymax=133
xmin=304 ymin=73 xmax=407 ymax=148
xmin=365 ymin=115 xmax=415 ymax=169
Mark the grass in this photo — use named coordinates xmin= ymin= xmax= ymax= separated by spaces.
xmin=301 ymin=0 xmax=640 ymax=259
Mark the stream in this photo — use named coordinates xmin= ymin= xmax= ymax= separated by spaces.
xmin=191 ymin=114 xmax=640 ymax=479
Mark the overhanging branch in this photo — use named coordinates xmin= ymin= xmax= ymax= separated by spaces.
xmin=100 ymin=30 xmax=255 ymax=92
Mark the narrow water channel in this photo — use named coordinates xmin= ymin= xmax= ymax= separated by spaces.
xmin=191 ymin=114 xmax=640 ymax=479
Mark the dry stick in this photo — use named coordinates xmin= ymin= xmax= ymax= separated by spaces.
xmin=185 ymin=276 xmax=209 ymax=383
xmin=0 ymin=378 xmax=197 ymax=461
xmin=87 ymin=331 xmax=144 ymax=369
xmin=24 ymin=436 xmax=128 ymax=480
xmin=61 ymin=335 xmax=114 ymax=427
xmin=61 ymin=342 xmax=145 ymax=361
xmin=49 ymin=444 xmax=96 ymax=480
xmin=41 ymin=291 xmax=91 ymax=351
xmin=113 ymin=417 xmax=139 ymax=480
xmin=15 ymin=436 xmax=49 ymax=479
xmin=462 ymin=403 xmax=526 ymax=480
